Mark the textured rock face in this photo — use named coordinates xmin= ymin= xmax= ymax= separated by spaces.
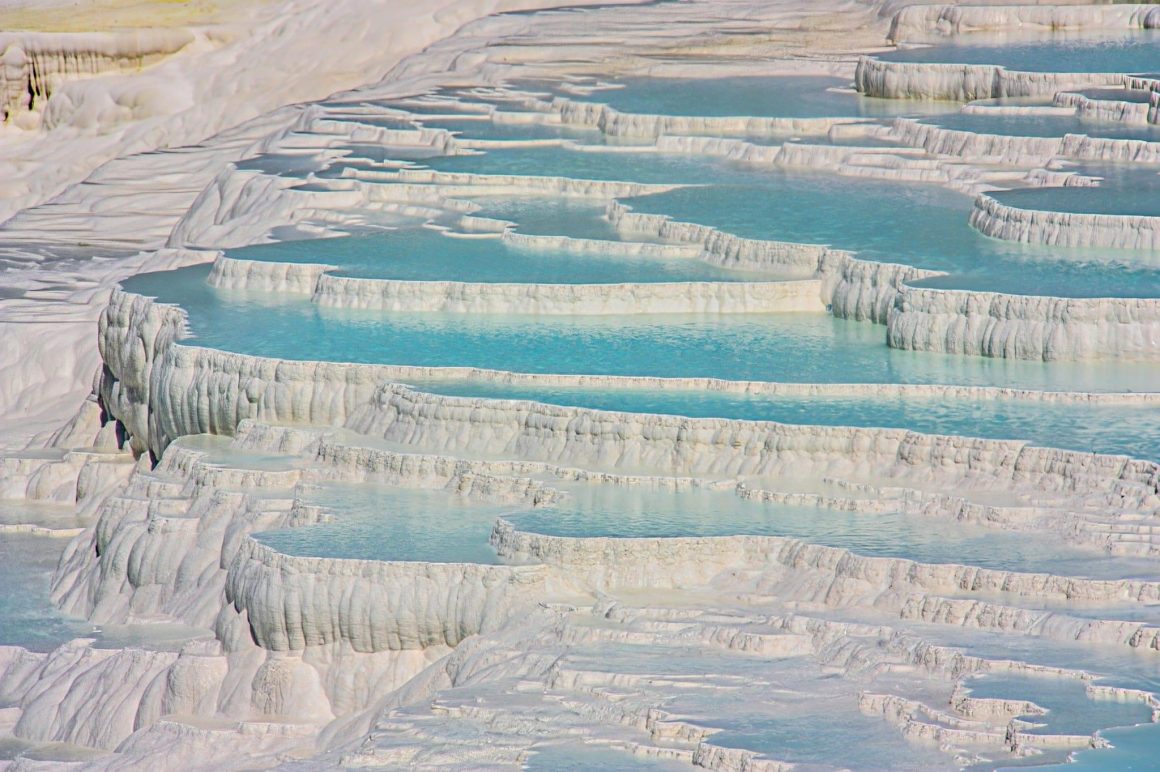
xmin=823 ymin=253 xmax=940 ymax=323
xmin=36 ymin=428 xmax=559 ymax=755
xmin=890 ymin=117 xmax=1065 ymax=164
xmin=971 ymin=192 xmax=1160 ymax=250
xmin=0 ymin=30 xmax=193 ymax=127
xmin=887 ymin=287 xmax=1160 ymax=361
xmin=207 ymin=255 xmax=826 ymax=314
xmin=206 ymin=255 xmax=335 ymax=294
xmin=1057 ymin=89 xmax=1154 ymax=125
xmin=0 ymin=642 xmax=182 ymax=750
xmin=97 ymin=286 xmax=1160 ymax=506
xmin=227 ymin=540 xmax=548 ymax=652
xmin=855 ymin=57 xmax=1125 ymax=101
xmin=97 ymin=289 xmax=189 ymax=457
xmin=887 ymin=4 xmax=1160 ymax=43
xmin=312 ymin=274 xmax=825 ymax=314
xmin=552 ymin=97 xmax=859 ymax=139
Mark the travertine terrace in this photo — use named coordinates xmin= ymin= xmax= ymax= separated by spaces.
xmin=2 ymin=0 xmax=1160 ymax=769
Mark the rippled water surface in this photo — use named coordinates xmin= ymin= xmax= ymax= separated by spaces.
xmin=0 ymin=526 xmax=86 ymax=651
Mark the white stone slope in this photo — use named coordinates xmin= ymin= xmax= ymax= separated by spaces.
xmin=888 ymin=286 xmax=1160 ymax=361
xmin=971 ymin=190 xmax=1160 ymax=250
xmin=206 ymin=254 xmax=827 ymax=315
xmin=0 ymin=0 xmax=647 ymax=227
xmin=888 ymin=3 xmax=1160 ymax=43
xmin=855 ymin=56 xmax=1126 ymax=101
xmin=0 ymin=0 xmax=656 ymax=451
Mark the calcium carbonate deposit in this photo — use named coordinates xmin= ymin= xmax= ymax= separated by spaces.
xmin=3 ymin=0 xmax=1160 ymax=769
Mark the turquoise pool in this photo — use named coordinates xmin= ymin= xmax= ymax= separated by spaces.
xmin=624 ymin=180 xmax=1160 ymax=296
xmin=224 ymin=226 xmax=769 ymax=284
xmin=418 ymin=381 xmax=1160 ymax=461
xmin=879 ymin=32 xmax=1160 ymax=74
xmin=123 ymin=264 xmax=1160 ymax=393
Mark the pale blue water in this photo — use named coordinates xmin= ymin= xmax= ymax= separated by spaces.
xmin=966 ymin=675 xmax=1149 ymax=737
xmin=624 ymin=179 xmax=1160 ymax=296
xmin=701 ymin=703 xmax=950 ymax=769
xmin=224 ymin=226 xmax=766 ymax=284
xmin=545 ymin=75 xmax=962 ymax=119
xmin=471 ymin=196 xmax=623 ymax=240
xmin=0 ymin=532 xmax=85 ymax=652
xmin=507 ymin=483 xmax=1155 ymax=579
xmin=316 ymin=134 xmax=1160 ymax=295
xmin=424 ymin=144 xmax=737 ymax=185
xmin=1069 ymin=87 xmax=1154 ymax=104
xmin=879 ymin=32 xmax=1160 ymax=74
xmin=971 ymin=675 xmax=1155 ymax=770
xmin=254 ymin=483 xmax=504 ymax=564
xmin=418 ymin=382 xmax=1160 ymax=461
xmin=122 ymin=265 xmax=1160 ymax=393
xmin=525 ymin=743 xmax=689 ymax=770
xmin=923 ymin=111 xmax=1160 ymax=142
xmin=235 ymin=152 xmax=330 ymax=177
xmin=244 ymin=471 xmax=1159 ymax=576
xmin=992 ymin=162 xmax=1160 ymax=218
xmin=1050 ymin=723 xmax=1160 ymax=770
xmin=295 ymin=106 xmax=1160 ymax=296
xmin=417 ymin=115 xmax=606 ymax=142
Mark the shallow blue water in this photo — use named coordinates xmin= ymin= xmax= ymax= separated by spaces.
xmin=418 ymin=381 xmax=1160 ymax=461
xmin=225 ymin=226 xmax=765 ymax=284
xmin=249 ymin=474 xmax=1152 ymax=578
xmin=554 ymin=75 xmax=962 ymax=119
xmin=923 ymin=111 xmax=1160 ymax=142
xmin=879 ymin=32 xmax=1160 ymax=74
xmin=313 ymin=132 xmax=1160 ymax=296
xmin=703 ymin=704 xmax=951 ymax=769
xmin=471 ymin=196 xmax=624 ymax=240
xmin=123 ymin=264 xmax=1160 ymax=393
xmin=992 ymin=162 xmax=1160 ymax=217
xmin=424 ymin=144 xmax=740 ymax=185
xmin=254 ymin=483 xmax=504 ymax=564
xmin=972 ymin=675 xmax=1155 ymax=770
xmin=507 ymin=483 xmax=1154 ymax=579
xmin=0 ymin=531 xmax=85 ymax=652
xmin=1071 ymin=87 xmax=1155 ymax=105
xmin=525 ymin=744 xmax=689 ymax=770
xmin=624 ymin=178 xmax=1160 ymax=296
xmin=307 ymin=116 xmax=1160 ymax=296
xmin=1048 ymin=723 xmax=1160 ymax=770
xmin=967 ymin=675 xmax=1150 ymax=737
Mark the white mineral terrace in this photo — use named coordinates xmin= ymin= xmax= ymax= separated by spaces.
xmin=2 ymin=0 xmax=1160 ymax=769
